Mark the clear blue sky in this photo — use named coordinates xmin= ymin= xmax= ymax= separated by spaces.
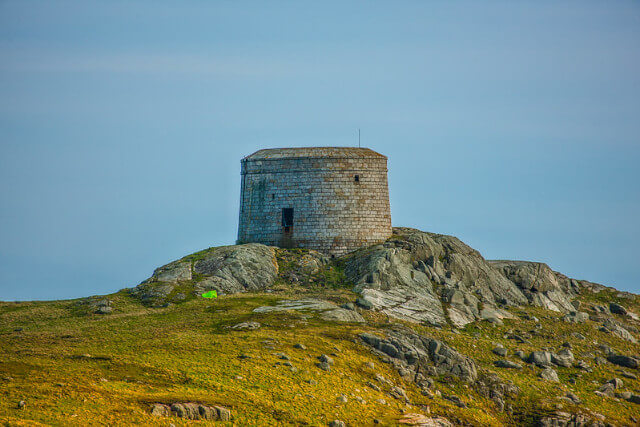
xmin=1 ymin=1 xmax=639 ymax=300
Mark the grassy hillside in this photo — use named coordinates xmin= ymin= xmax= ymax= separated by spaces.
xmin=1 ymin=248 xmax=639 ymax=426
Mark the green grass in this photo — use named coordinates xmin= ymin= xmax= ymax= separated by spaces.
xmin=1 ymin=258 xmax=640 ymax=425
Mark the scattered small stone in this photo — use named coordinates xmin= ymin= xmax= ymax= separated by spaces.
xmin=552 ymin=349 xmax=574 ymax=368
xmin=528 ymin=351 xmax=553 ymax=367
xmin=317 ymin=362 xmax=331 ymax=371
xmin=606 ymin=378 xmax=623 ymax=389
xmin=276 ymin=353 xmax=290 ymax=360
xmin=563 ymin=311 xmax=589 ymax=323
xmin=575 ymin=360 xmax=591 ymax=372
xmin=231 ymin=321 xmax=261 ymax=330
xmin=608 ymin=354 xmax=639 ymax=369
xmin=571 ymin=332 xmax=586 ymax=340
xmin=492 ymin=346 xmax=508 ymax=357
xmin=294 ymin=343 xmax=307 ymax=350
xmin=366 ymin=381 xmax=381 ymax=391
xmin=237 ymin=354 xmax=251 ymax=360
xmin=565 ymin=392 xmax=581 ymax=404
xmin=355 ymin=297 xmax=373 ymax=310
xmin=329 ymin=420 xmax=346 ymax=427
xmin=151 ymin=403 xmax=228 ymax=420
xmin=376 ymin=399 xmax=387 ymax=405
xmin=306 ymin=379 xmax=318 ymax=385
xmin=594 ymin=356 xmax=608 ymax=365
xmin=625 ymin=394 xmax=640 ymax=405
xmin=399 ymin=414 xmax=453 ymax=426
xmin=540 ymin=368 xmax=559 ymax=382
xmin=151 ymin=404 xmax=170 ymax=417
xmin=494 ymin=360 xmax=522 ymax=369
xmin=620 ymin=370 xmax=637 ymax=379
xmin=18 ymin=400 xmax=26 ymax=409
xmin=96 ymin=305 xmax=113 ymax=314
xmin=390 ymin=386 xmax=409 ymax=401
xmin=597 ymin=382 xmax=615 ymax=397
xmin=514 ymin=350 xmax=526 ymax=360
xmin=318 ymin=354 xmax=334 ymax=365
xmin=443 ymin=394 xmax=466 ymax=408
xmin=336 ymin=395 xmax=348 ymax=403
xmin=561 ymin=342 xmax=572 ymax=348
xmin=341 ymin=302 xmax=356 ymax=310
xmin=609 ymin=303 xmax=628 ymax=316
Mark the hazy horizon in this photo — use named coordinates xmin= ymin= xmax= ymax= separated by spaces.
xmin=1 ymin=1 xmax=639 ymax=301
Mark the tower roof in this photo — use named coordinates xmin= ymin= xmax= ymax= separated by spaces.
xmin=242 ymin=147 xmax=386 ymax=161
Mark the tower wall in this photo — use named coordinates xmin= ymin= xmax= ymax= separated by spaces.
xmin=237 ymin=148 xmax=391 ymax=257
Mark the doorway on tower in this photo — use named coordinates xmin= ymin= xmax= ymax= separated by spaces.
xmin=280 ymin=207 xmax=294 ymax=248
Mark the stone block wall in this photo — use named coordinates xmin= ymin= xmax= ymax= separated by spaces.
xmin=237 ymin=148 xmax=392 ymax=257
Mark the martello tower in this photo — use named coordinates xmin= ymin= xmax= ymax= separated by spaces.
xmin=237 ymin=147 xmax=392 ymax=257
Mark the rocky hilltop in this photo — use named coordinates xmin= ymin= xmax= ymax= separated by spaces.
xmin=1 ymin=227 xmax=639 ymax=426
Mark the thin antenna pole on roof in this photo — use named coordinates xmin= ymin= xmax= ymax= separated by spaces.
xmin=358 ymin=128 xmax=361 ymax=148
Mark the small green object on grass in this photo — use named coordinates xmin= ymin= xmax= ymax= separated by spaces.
xmin=201 ymin=290 xmax=217 ymax=299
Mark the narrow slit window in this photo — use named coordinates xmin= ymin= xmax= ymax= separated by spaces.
xmin=354 ymin=175 xmax=360 ymax=182
xmin=282 ymin=208 xmax=294 ymax=227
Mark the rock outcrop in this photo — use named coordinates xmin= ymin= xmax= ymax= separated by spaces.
xmin=128 ymin=228 xmax=591 ymax=329
xmin=345 ymin=228 xmax=529 ymax=327
xmin=488 ymin=260 xmax=579 ymax=312
xmin=345 ymin=228 xmax=584 ymax=327
xmin=360 ymin=329 xmax=478 ymax=383
xmin=131 ymin=244 xmax=278 ymax=305
xmin=151 ymin=402 xmax=231 ymax=421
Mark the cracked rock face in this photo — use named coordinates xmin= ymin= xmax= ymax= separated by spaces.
xmin=344 ymin=228 xmax=583 ymax=327
xmin=345 ymin=228 xmax=531 ymax=326
xmin=489 ymin=260 xmax=579 ymax=312
xmin=360 ymin=329 xmax=478 ymax=383
xmin=253 ymin=299 xmax=366 ymax=323
xmin=192 ymin=244 xmax=278 ymax=294
xmin=131 ymin=243 xmax=278 ymax=305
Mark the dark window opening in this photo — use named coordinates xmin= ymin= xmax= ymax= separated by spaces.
xmin=271 ymin=194 xmax=275 ymax=200
xmin=282 ymin=208 xmax=294 ymax=227
xmin=354 ymin=175 xmax=360 ymax=182
xmin=331 ymin=254 xmax=336 ymax=259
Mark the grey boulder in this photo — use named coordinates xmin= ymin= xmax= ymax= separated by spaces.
xmin=540 ymin=367 xmax=559 ymax=382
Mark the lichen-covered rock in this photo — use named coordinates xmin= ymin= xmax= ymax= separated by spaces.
xmin=540 ymin=367 xmax=559 ymax=382
xmin=489 ymin=261 xmax=578 ymax=312
xmin=600 ymin=318 xmax=637 ymax=343
xmin=360 ymin=329 xmax=478 ymax=383
xmin=230 ymin=321 xmax=261 ymax=330
xmin=607 ymin=354 xmax=639 ymax=369
xmin=494 ymin=359 xmax=522 ymax=369
xmin=538 ymin=412 xmax=605 ymax=427
xmin=551 ymin=348 xmax=575 ymax=368
xmin=76 ymin=297 xmax=113 ymax=314
xmin=131 ymin=243 xmax=278 ymax=305
xmin=527 ymin=351 xmax=553 ymax=367
xmin=320 ymin=308 xmax=365 ymax=323
xmin=253 ymin=299 xmax=338 ymax=313
xmin=345 ymin=228 xmax=529 ymax=326
xmin=192 ymin=244 xmax=278 ymax=294
xmin=153 ymin=261 xmax=192 ymax=283
xmin=609 ymin=303 xmax=628 ymax=315
xmin=151 ymin=402 xmax=230 ymax=421
xmin=562 ymin=311 xmax=590 ymax=323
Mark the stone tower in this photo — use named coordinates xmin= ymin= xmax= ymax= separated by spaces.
xmin=237 ymin=147 xmax=392 ymax=257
